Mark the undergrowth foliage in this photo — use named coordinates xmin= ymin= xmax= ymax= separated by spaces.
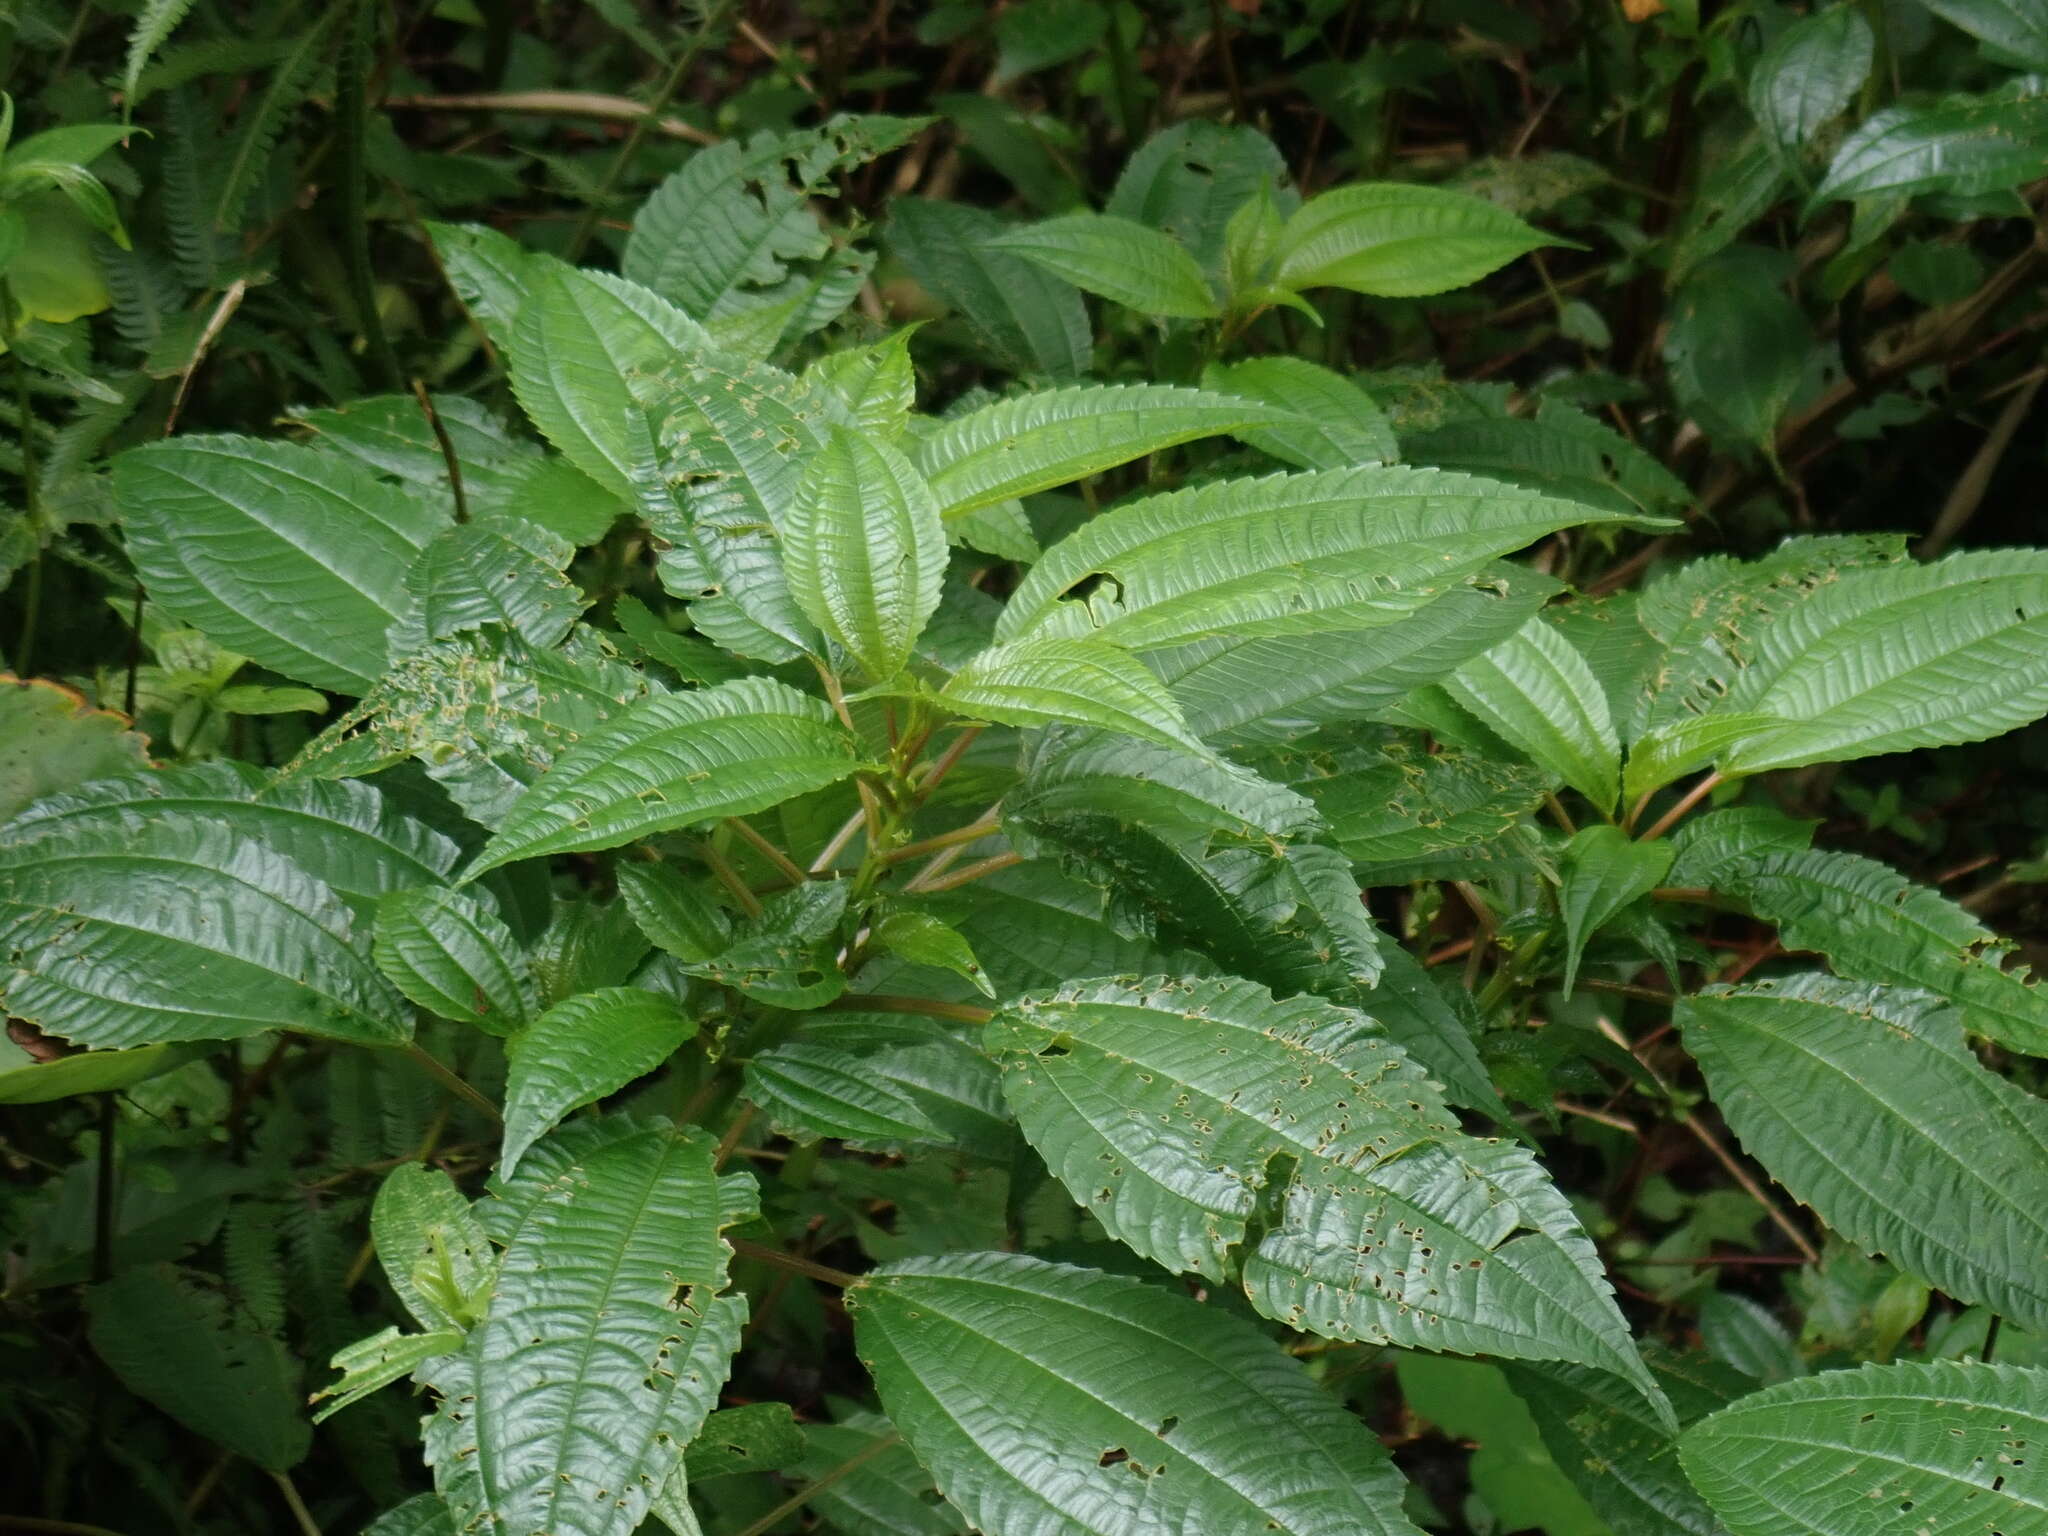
xmin=3 ymin=3 xmax=2048 ymax=1535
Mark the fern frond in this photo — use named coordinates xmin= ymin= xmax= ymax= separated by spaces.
xmin=121 ymin=0 xmax=203 ymax=111
xmin=213 ymin=7 xmax=345 ymax=234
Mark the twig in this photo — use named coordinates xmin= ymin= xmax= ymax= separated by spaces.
xmin=702 ymin=838 xmax=766 ymax=920
xmin=399 ymin=1043 xmax=503 ymax=1127
xmin=1555 ymin=1098 xmax=1639 ymax=1135
xmin=729 ymin=1236 xmax=860 ymax=1289
xmin=386 ymin=90 xmax=716 ymax=145
xmin=270 ymin=1470 xmax=324 ymax=1536
xmin=409 ymin=380 xmax=469 ymax=523
xmin=730 ymin=1432 xmax=901 ymax=1536
xmin=92 ymin=1093 xmax=118 ymax=1283
xmin=1578 ymin=978 xmax=1677 ymax=1005
xmin=1919 ymin=371 xmax=2043 ymax=559
xmin=336 ymin=0 xmax=399 ymax=390
xmin=1678 ymin=1111 xmax=1821 ymax=1263
xmin=811 ymin=808 xmax=867 ymax=873
xmin=712 ymin=1104 xmax=755 ymax=1171
xmin=1639 ymin=771 xmax=1722 ymax=842
xmin=164 ymin=277 xmax=249 ymax=436
xmin=726 ymin=818 xmax=809 ymax=888
xmin=904 ymin=850 xmax=1021 ymax=894
xmin=0 ymin=1519 xmax=134 ymax=1536
xmin=827 ymin=993 xmax=994 ymax=1026
xmin=881 ymin=815 xmax=1000 ymax=865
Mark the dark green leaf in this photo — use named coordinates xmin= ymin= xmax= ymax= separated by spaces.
xmin=501 ymin=989 xmax=699 ymax=1175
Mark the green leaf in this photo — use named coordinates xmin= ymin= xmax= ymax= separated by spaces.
xmin=468 ymin=677 xmax=860 ymax=875
xmin=1200 ymin=356 xmax=1397 ymax=469
xmin=388 ymin=520 xmax=586 ymax=658
xmin=1699 ymin=1291 xmax=1806 ymax=1384
xmin=1918 ymin=0 xmax=2048 ymax=67
xmin=785 ymin=427 xmax=946 ymax=680
xmin=0 ymin=672 xmax=149 ymax=823
xmin=371 ymin=1161 xmax=495 ymax=1332
xmin=362 ymin=1495 xmax=458 ymax=1536
xmin=1366 ymin=943 xmax=1517 ymax=1126
xmin=804 ymin=328 xmax=919 ymax=439
xmin=112 ymin=435 xmax=447 ymax=693
xmin=791 ymin=1410 xmax=964 ymax=1536
xmin=1623 ymin=712 xmax=1787 ymax=803
xmin=121 ymin=0 xmax=201 ymax=107
xmin=869 ymin=911 xmax=994 ymax=998
xmin=1273 ymin=182 xmax=1553 ymax=298
xmin=939 ymin=635 xmax=1206 ymax=752
xmin=616 ymin=861 xmax=733 ymax=964
xmin=989 ymin=975 xmax=1664 ymax=1413
xmin=916 ymin=384 xmax=1289 ymax=520
xmin=1448 ymin=616 xmax=1621 ymax=813
xmin=684 ymin=881 xmax=847 ymax=1010
xmin=294 ymin=392 xmax=545 ymax=524
xmin=1714 ymin=845 xmax=2048 ymax=1058
xmin=887 ymin=199 xmax=1090 ymax=378
xmin=1678 ymin=1359 xmax=2048 ymax=1535
xmin=849 ymin=1251 xmax=1428 ymax=1536
xmin=1747 ymin=7 xmax=1873 ymax=161
xmin=374 ymin=885 xmax=537 ymax=1036
xmin=1557 ymin=826 xmax=1674 ymax=997
xmin=313 ymin=1325 xmax=464 ymax=1424
xmin=860 ymin=1037 xmax=1017 ymax=1160
xmin=985 ymin=213 xmax=1218 ymax=318
xmin=1678 ymin=975 xmax=2048 ymax=1332
xmin=1714 ymin=550 xmax=2048 ymax=773
xmin=0 ymin=1039 xmax=205 ymax=1105
xmin=679 ymin=1402 xmax=805 ymax=1482
xmin=1008 ymin=725 xmax=1318 ymax=843
xmin=1814 ymin=80 xmax=2048 ymax=203
xmin=214 ymin=684 xmax=329 ymax=716
xmin=0 ymin=813 xmax=408 ymax=1049
xmin=501 ymin=989 xmax=698 ymax=1176
xmin=426 ymin=221 xmax=535 ymax=352
xmin=745 ymin=1041 xmax=941 ymax=1145
xmin=1001 ymin=466 xmax=1649 ymax=652
xmin=1665 ymin=247 xmax=1809 ymax=459
xmin=1107 ymin=122 xmax=1290 ymax=279
xmin=1400 ymin=397 xmax=1690 ymax=519
xmin=422 ymin=1123 xmax=752 ymax=1536
xmin=87 ymin=1262 xmax=311 ymax=1469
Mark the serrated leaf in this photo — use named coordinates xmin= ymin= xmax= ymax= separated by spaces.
xmin=1623 ymin=713 xmax=1788 ymax=803
xmin=888 ymin=198 xmax=1090 ymax=378
xmin=860 ymin=1037 xmax=1017 ymax=1160
xmin=939 ymin=635 xmax=1206 ymax=752
xmin=851 ymin=1251 xmax=1426 ymax=1536
xmin=985 ymin=212 xmax=1218 ymax=318
xmin=426 ymin=221 xmax=535 ymax=352
xmin=0 ymin=812 xmax=408 ymax=1048
xmin=1401 ymin=398 xmax=1690 ymax=519
xmin=1108 ymin=122 xmax=1291 ymax=279
xmin=917 ymin=384 xmax=1289 ymax=520
xmin=1366 ymin=943 xmax=1515 ymax=1125
xmin=785 ymin=427 xmax=945 ymax=680
xmin=387 ymin=520 xmax=585 ymax=658
xmin=1698 ymin=1291 xmax=1806 ymax=1384
xmin=745 ymin=1041 xmax=940 ymax=1144
xmin=803 ymin=328 xmax=919 ymax=438
xmin=312 ymin=1325 xmax=464 ymax=1423
xmin=1448 ymin=616 xmax=1621 ymax=813
xmin=468 ymin=677 xmax=860 ymax=875
xmin=421 ymin=1124 xmax=751 ymax=1536
xmin=616 ymin=861 xmax=732 ymax=964
xmin=792 ymin=1410 xmax=964 ymax=1536
xmin=870 ymin=911 xmax=994 ymax=997
xmin=997 ymin=465 xmax=1653 ymax=652
xmin=1009 ymin=725 xmax=1318 ymax=843
xmin=1678 ymin=975 xmax=2048 ymax=1333
xmin=1918 ymin=0 xmax=2048 ymax=67
xmin=1558 ymin=826 xmax=1674 ymax=997
xmin=113 ymin=435 xmax=446 ymax=692
xmin=1273 ymin=182 xmax=1552 ymax=298
xmin=87 ymin=1262 xmax=310 ymax=1469
xmin=1200 ymin=356 xmax=1397 ymax=469
xmin=1814 ymin=80 xmax=2048 ymax=202
xmin=685 ymin=880 xmax=847 ymax=1010
xmin=501 ymin=989 xmax=699 ymax=1176
xmin=374 ymin=885 xmax=537 ymax=1036
xmin=371 ymin=1161 xmax=495 ymax=1332
xmin=294 ymin=392 xmax=544 ymax=523
xmin=989 ymin=975 xmax=1664 ymax=1414
xmin=362 ymin=1494 xmax=458 ymax=1536
xmin=1713 ymin=550 xmax=2048 ymax=773
xmin=1678 ymin=1359 xmax=2048 ymax=1535
xmin=1747 ymin=7 xmax=1873 ymax=161
xmin=1717 ymin=845 xmax=2048 ymax=1058
xmin=0 ymin=674 xmax=149 ymax=823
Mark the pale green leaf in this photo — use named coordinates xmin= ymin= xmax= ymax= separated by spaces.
xmin=501 ymin=989 xmax=699 ymax=1176
xmin=362 ymin=1494 xmax=458 ymax=1536
xmin=985 ymin=212 xmax=1219 ymax=318
xmin=371 ymin=1161 xmax=495 ymax=1333
xmin=1448 ymin=616 xmax=1621 ymax=812
xmin=803 ymin=328 xmax=919 ymax=438
xmin=870 ymin=911 xmax=994 ymax=998
xmin=0 ymin=674 xmax=149 ymax=823
xmin=1747 ymin=7 xmax=1873 ymax=160
xmin=1273 ymin=182 xmax=1552 ymax=298
xmin=1623 ymin=713 xmax=1788 ymax=803
xmin=374 ymin=885 xmax=537 ymax=1036
xmin=468 ymin=677 xmax=860 ymax=875
xmin=850 ymin=1251 xmax=1427 ymax=1536
xmin=1008 ymin=724 xmax=1318 ymax=843
xmin=1200 ymin=356 xmax=1397 ymax=469
xmin=939 ymin=635 xmax=1205 ymax=752
xmin=0 ymin=1039 xmax=204 ymax=1105
xmin=1918 ymin=0 xmax=2048 ymax=67
xmin=387 ymin=520 xmax=585 ymax=659
xmin=1557 ymin=825 xmax=1675 ymax=997
xmin=312 ymin=1325 xmax=463 ymax=1424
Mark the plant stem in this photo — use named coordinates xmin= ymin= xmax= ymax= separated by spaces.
xmin=1639 ymin=771 xmax=1722 ymax=843
xmin=410 ymin=379 xmax=469 ymax=523
xmin=881 ymin=815 xmax=1000 ymax=865
xmin=0 ymin=1519 xmax=134 ymax=1536
xmin=702 ymin=838 xmax=765 ymax=919
xmin=269 ymin=1469 xmax=324 ymax=1536
xmin=904 ymin=849 xmax=1021 ymax=894
xmin=336 ymin=0 xmax=399 ymax=390
xmin=826 ymin=993 xmax=993 ymax=1026
xmin=810 ymin=808 xmax=867 ymax=873
xmin=91 ymin=1092 xmax=117 ymax=1282
xmin=399 ymin=1043 xmax=502 ymax=1127
xmin=725 ymin=817 xmax=809 ymax=887
xmin=730 ymin=1432 xmax=901 ymax=1536
xmin=1578 ymin=978 xmax=1677 ymax=1005
xmin=2 ymin=277 xmax=42 ymax=676
xmin=728 ymin=1236 xmax=859 ymax=1289
xmin=564 ymin=2 xmax=732 ymax=263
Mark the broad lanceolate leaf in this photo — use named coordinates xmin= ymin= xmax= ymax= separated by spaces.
xmin=785 ymin=427 xmax=945 ymax=680
xmin=421 ymin=1123 xmax=752 ymax=1536
xmin=790 ymin=1410 xmax=963 ymax=1536
xmin=388 ymin=520 xmax=585 ymax=658
xmin=1714 ymin=550 xmax=2048 ymax=773
xmin=888 ymin=198 xmax=1090 ymax=379
xmin=113 ymin=435 xmax=446 ymax=692
xmin=1009 ymin=725 xmax=1318 ymax=844
xmin=362 ymin=1495 xmax=459 ymax=1536
xmin=997 ymin=466 xmax=1655 ymax=652
xmin=916 ymin=384 xmax=1291 ymax=520
xmin=989 ymin=976 xmax=1664 ymax=1414
xmin=1108 ymin=121 xmax=1291 ymax=279
xmin=850 ymin=1251 xmax=1428 ymax=1536
xmin=1448 ymin=617 xmax=1621 ymax=813
xmin=87 ymin=1262 xmax=311 ymax=1470
xmin=500 ymin=989 xmax=698 ymax=1176
xmin=1678 ymin=975 xmax=2048 ymax=1332
xmin=1747 ymin=7 xmax=1873 ymax=161
xmin=939 ymin=636 xmax=1206 ymax=752
xmin=984 ymin=212 xmax=1219 ymax=318
xmin=1719 ymin=845 xmax=2048 ymax=1058
xmin=616 ymin=861 xmax=733 ymax=964
xmin=1918 ymin=0 xmax=2048 ymax=67
xmin=0 ymin=812 xmax=408 ymax=1048
xmin=1201 ymin=356 xmax=1398 ymax=469
xmin=1814 ymin=79 xmax=2048 ymax=203
xmin=372 ymin=1162 xmax=495 ymax=1332
xmin=1273 ymin=182 xmax=1552 ymax=298
xmin=744 ymin=1041 xmax=941 ymax=1145
xmin=375 ymin=885 xmax=536 ymax=1036
xmin=1678 ymin=1359 xmax=2048 ymax=1535
xmin=1664 ymin=246 xmax=1809 ymax=458
xmin=426 ymin=221 xmax=534 ymax=351
xmin=468 ymin=677 xmax=860 ymax=875
xmin=1557 ymin=826 xmax=1674 ymax=997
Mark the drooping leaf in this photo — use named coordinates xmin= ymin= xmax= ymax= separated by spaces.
xmin=0 ymin=812 xmax=409 ymax=1049
xmin=374 ymin=885 xmax=537 ymax=1036
xmin=984 ymin=212 xmax=1218 ymax=318
xmin=744 ymin=1041 xmax=941 ymax=1145
xmin=112 ymin=435 xmax=447 ymax=692
xmin=371 ymin=1161 xmax=495 ymax=1332
xmin=1200 ymin=356 xmax=1397 ymax=469
xmin=939 ymin=635 xmax=1207 ymax=752
xmin=500 ymin=988 xmax=699 ymax=1176
xmin=916 ymin=384 xmax=1290 ymax=520
xmin=1400 ymin=397 xmax=1690 ymax=520
xmin=887 ymin=198 xmax=1090 ymax=378
xmin=1678 ymin=975 xmax=2048 ymax=1332
xmin=997 ymin=466 xmax=1653 ymax=652
xmin=1448 ymin=616 xmax=1621 ymax=813
xmin=1273 ymin=182 xmax=1553 ymax=298
xmin=1366 ymin=943 xmax=1516 ymax=1126
xmin=1008 ymin=725 xmax=1318 ymax=844
xmin=87 ymin=1262 xmax=311 ymax=1470
xmin=785 ymin=427 xmax=946 ymax=680
xmin=869 ymin=911 xmax=996 ymax=998
xmin=859 ymin=1036 xmax=1017 ymax=1160
xmin=468 ymin=677 xmax=860 ymax=875
xmin=421 ymin=1123 xmax=752 ymax=1536
xmin=849 ymin=1251 xmax=1428 ymax=1536
xmin=313 ymin=1325 xmax=465 ymax=1424
xmin=1678 ymin=1359 xmax=2048 ymax=1535
xmin=361 ymin=1494 xmax=459 ymax=1536
xmin=1747 ymin=7 xmax=1874 ymax=162
xmin=989 ymin=975 xmax=1664 ymax=1413
xmin=616 ymin=861 xmax=733 ymax=964
xmin=1814 ymin=80 xmax=2048 ymax=203
xmin=1557 ymin=826 xmax=1674 ymax=997
xmin=0 ymin=675 xmax=149 ymax=823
